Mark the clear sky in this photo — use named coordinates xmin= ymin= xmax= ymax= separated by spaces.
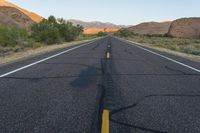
xmin=8 ymin=0 xmax=200 ymax=25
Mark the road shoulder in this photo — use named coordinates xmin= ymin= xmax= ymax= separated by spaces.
xmin=0 ymin=38 xmax=99 ymax=66
xmin=116 ymin=37 xmax=200 ymax=63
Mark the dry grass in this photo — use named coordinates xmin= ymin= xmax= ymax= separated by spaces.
xmin=124 ymin=35 xmax=200 ymax=56
xmin=0 ymin=38 xmax=98 ymax=65
xmin=120 ymin=36 xmax=200 ymax=62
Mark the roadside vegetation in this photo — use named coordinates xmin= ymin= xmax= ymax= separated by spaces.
xmin=115 ymin=29 xmax=200 ymax=56
xmin=0 ymin=15 xmax=103 ymax=57
xmin=97 ymin=31 xmax=107 ymax=37
xmin=0 ymin=25 xmax=34 ymax=56
xmin=31 ymin=16 xmax=83 ymax=44
xmin=77 ymin=31 xmax=106 ymax=41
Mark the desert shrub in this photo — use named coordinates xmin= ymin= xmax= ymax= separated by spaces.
xmin=116 ymin=29 xmax=133 ymax=37
xmin=31 ymin=15 xmax=83 ymax=44
xmin=144 ymin=34 xmax=165 ymax=37
xmin=0 ymin=25 xmax=29 ymax=47
xmin=31 ymin=19 xmax=61 ymax=44
xmin=181 ymin=44 xmax=200 ymax=55
xmin=32 ymin=42 xmax=44 ymax=49
xmin=114 ymin=25 xmax=200 ymax=56
xmin=77 ymin=34 xmax=97 ymax=41
xmin=97 ymin=31 xmax=107 ymax=37
xmin=57 ymin=22 xmax=83 ymax=42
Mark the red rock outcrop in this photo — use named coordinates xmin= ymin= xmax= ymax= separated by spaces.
xmin=167 ymin=18 xmax=200 ymax=38
xmin=128 ymin=21 xmax=171 ymax=35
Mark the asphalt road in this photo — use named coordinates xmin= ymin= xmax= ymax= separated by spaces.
xmin=0 ymin=36 xmax=200 ymax=133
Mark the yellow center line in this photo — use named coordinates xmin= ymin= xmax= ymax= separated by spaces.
xmin=101 ymin=109 xmax=110 ymax=133
xmin=106 ymin=52 xmax=110 ymax=59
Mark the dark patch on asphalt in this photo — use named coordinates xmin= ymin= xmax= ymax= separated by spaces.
xmin=124 ymin=49 xmax=132 ymax=54
xmin=92 ymin=42 xmax=100 ymax=50
xmin=165 ymin=65 xmax=187 ymax=74
xmin=70 ymin=66 xmax=98 ymax=87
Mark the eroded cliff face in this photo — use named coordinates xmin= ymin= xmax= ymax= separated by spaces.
xmin=0 ymin=0 xmax=43 ymax=23
xmin=128 ymin=22 xmax=171 ymax=35
xmin=0 ymin=6 xmax=34 ymax=28
xmin=168 ymin=18 xmax=200 ymax=39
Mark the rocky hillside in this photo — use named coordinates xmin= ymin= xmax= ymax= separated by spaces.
xmin=128 ymin=21 xmax=171 ymax=35
xmin=0 ymin=6 xmax=34 ymax=28
xmin=83 ymin=27 xmax=120 ymax=34
xmin=68 ymin=19 xmax=122 ymax=34
xmin=68 ymin=19 xmax=126 ymax=28
xmin=0 ymin=0 xmax=43 ymax=23
xmin=168 ymin=18 xmax=200 ymax=38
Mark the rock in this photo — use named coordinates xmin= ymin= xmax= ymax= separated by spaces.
xmin=0 ymin=0 xmax=43 ymax=23
xmin=168 ymin=18 xmax=200 ymax=39
xmin=0 ymin=6 xmax=34 ymax=28
xmin=127 ymin=21 xmax=171 ymax=35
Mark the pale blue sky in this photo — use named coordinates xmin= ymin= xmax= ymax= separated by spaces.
xmin=8 ymin=0 xmax=200 ymax=25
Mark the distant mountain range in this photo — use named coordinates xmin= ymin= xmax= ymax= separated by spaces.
xmin=83 ymin=27 xmax=120 ymax=34
xmin=67 ymin=19 xmax=127 ymax=28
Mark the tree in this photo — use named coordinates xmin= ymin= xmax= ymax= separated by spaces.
xmin=47 ymin=15 xmax=57 ymax=25
xmin=31 ymin=15 xmax=83 ymax=44
xmin=0 ymin=25 xmax=28 ymax=47
xmin=118 ymin=29 xmax=132 ymax=37
xmin=97 ymin=31 xmax=107 ymax=37
xmin=57 ymin=18 xmax=66 ymax=24
xmin=31 ymin=16 xmax=61 ymax=44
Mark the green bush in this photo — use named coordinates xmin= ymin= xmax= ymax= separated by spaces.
xmin=31 ymin=19 xmax=61 ymax=44
xmin=97 ymin=31 xmax=107 ymax=37
xmin=115 ymin=29 xmax=133 ymax=37
xmin=76 ymin=34 xmax=97 ymax=41
xmin=31 ymin=15 xmax=84 ymax=44
xmin=0 ymin=25 xmax=29 ymax=47
xmin=57 ymin=22 xmax=83 ymax=42
xmin=143 ymin=34 xmax=165 ymax=37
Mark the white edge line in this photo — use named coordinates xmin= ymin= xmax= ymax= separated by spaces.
xmin=0 ymin=41 xmax=94 ymax=78
xmin=116 ymin=37 xmax=200 ymax=73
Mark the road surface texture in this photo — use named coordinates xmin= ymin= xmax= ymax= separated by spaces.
xmin=0 ymin=36 xmax=200 ymax=133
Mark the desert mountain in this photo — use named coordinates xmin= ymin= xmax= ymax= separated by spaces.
xmin=127 ymin=21 xmax=171 ymax=35
xmin=68 ymin=19 xmax=122 ymax=34
xmin=68 ymin=19 xmax=126 ymax=28
xmin=0 ymin=0 xmax=43 ymax=23
xmin=0 ymin=6 xmax=34 ymax=28
xmin=83 ymin=27 xmax=120 ymax=34
xmin=168 ymin=18 xmax=200 ymax=38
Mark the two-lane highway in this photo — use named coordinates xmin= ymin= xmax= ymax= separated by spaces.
xmin=0 ymin=36 xmax=200 ymax=133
